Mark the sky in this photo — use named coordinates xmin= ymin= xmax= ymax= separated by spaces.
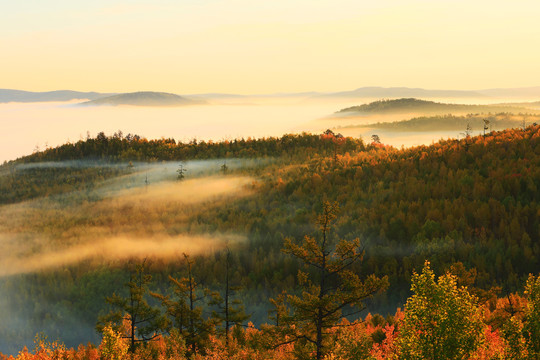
xmin=2 ymin=0 xmax=540 ymax=94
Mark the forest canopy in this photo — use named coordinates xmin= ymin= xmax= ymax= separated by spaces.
xmin=0 ymin=125 xmax=539 ymax=357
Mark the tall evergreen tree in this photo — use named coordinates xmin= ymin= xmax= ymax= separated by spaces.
xmin=177 ymin=163 xmax=187 ymax=180
xmin=271 ymin=201 xmax=388 ymax=360
xmin=96 ymin=260 xmax=167 ymax=353
xmin=152 ymin=253 xmax=212 ymax=357
xmin=210 ymin=247 xmax=250 ymax=349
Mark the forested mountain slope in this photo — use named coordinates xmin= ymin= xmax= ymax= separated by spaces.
xmin=0 ymin=126 xmax=538 ymax=354
xmin=187 ymin=126 xmax=540 ymax=303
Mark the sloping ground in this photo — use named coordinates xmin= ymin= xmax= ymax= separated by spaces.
xmin=0 ymin=126 xmax=538 ymax=354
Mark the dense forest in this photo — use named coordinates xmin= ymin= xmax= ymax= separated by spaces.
xmin=0 ymin=126 xmax=539 ymax=358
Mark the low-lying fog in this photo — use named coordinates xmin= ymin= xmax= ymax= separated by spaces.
xmin=0 ymin=99 xmax=345 ymax=163
xmin=0 ymin=158 xmax=259 ymax=354
xmin=0 ymin=96 xmax=531 ymax=163
xmin=0 ymin=160 xmax=257 ymax=276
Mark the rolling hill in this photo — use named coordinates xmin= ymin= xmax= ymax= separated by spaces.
xmin=0 ymin=89 xmax=114 ymax=103
xmin=334 ymin=98 xmax=538 ymax=117
xmin=4 ymin=86 xmax=540 ymax=105
xmin=80 ymin=91 xmax=206 ymax=107
xmin=314 ymin=86 xmax=485 ymax=99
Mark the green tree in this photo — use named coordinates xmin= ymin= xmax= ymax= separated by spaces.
xmin=522 ymin=274 xmax=540 ymax=357
xmin=99 ymin=324 xmax=129 ymax=360
xmin=398 ymin=261 xmax=484 ymax=360
xmin=503 ymin=316 xmax=527 ymax=360
xmin=221 ymin=161 xmax=229 ymax=175
xmin=483 ymin=119 xmax=490 ymax=138
xmin=210 ymin=247 xmax=250 ymax=349
xmin=152 ymin=253 xmax=212 ymax=357
xmin=97 ymin=261 xmax=167 ymax=353
xmin=273 ymin=201 xmax=388 ymax=360
xmin=177 ymin=163 xmax=187 ymax=180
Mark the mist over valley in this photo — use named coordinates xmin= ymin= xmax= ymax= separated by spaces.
xmin=3 ymin=87 xmax=540 ymax=164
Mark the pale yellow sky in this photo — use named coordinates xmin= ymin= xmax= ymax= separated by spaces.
xmin=2 ymin=0 xmax=540 ymax=94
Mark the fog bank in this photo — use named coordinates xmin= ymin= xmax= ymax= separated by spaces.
xmin=0 ymin=100 xmax=346 ymax=163
xmin=0 ymin=233 xmax=242 ymax=277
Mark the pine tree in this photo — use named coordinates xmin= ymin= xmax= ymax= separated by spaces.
xmin=210 ymin=247 xmax=250 ymax=349
xmin=221 ymin=161 xmax=229 ymax=175
xmin=177 ymin=163 xmax=187 ymax=180
xmin=272 ymin=201 xmax=388 ymax=360
xmin=96 ymin=260 xmax=167 ymax=353
xmin=152 ymin=253 xmax=213 ymax=357
xmin=483 ymin=119 xmax=490 ymax=138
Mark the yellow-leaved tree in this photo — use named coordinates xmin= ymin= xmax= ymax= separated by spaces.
xmin=398 ymin=261 xmax=484 ymax=360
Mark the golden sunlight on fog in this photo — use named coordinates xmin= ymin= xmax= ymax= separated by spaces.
xmin=0 ymin=174 xmax=253 ymax=276
xmin=0 ymin=101 xmax=345 ymax=163
xmin=0 ymin=234 xmax=243 ymax=277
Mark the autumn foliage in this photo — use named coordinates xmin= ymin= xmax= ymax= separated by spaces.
xmin=1 ymin=272 xmax=538 ymax=360
xmin=2 ymin=126 xmax=540 ymax=358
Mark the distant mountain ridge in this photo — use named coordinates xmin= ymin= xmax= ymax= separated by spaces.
xmin=317 ymin=87 xmax=485 ymax=99
xmin=318 ymin=86 xmax=540 ymax=99
xmin=478 ymin=86 xmax=540 ymax=98
xmin=0 ymin=89 xmax=115 ymax=103
xmin=335 ymin=98 xmax=539 ymax=116
xmin=3 ymin=86 xmax=540 ymax=104
xmin=80 ymin=92 xmax=206 ymax=107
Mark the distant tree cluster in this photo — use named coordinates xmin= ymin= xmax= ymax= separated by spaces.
xmin=14 ymin=131 xmax=364 ymax=163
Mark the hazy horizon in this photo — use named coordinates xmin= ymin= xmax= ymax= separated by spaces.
xmin=3 ymin=84 xmax=540 ymax=99
xmin=3 ymin=0 xmax=540 ymax=158
xmin=0 ymin=99 xmax=347 ymax=163
xmin=2 ymin=94 xmax=535 ymax=163
xmin=2 ymin=1 xmax=540 ymax=94
xmin=3 ymin=1 xmax=540 ymax=162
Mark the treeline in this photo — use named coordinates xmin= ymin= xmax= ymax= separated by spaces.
xmin=0 ymin=131 xmax=362 ymax=205
xmin=0 ymin=163 xmax=128 ymax=204
xmin=14 ymin=131 xmax=364 ymax=163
